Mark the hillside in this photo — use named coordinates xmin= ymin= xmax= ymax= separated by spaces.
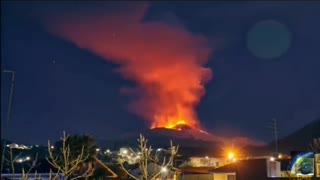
xmin=100 ymin=127 xmax=219 ymax=149
xmin=99 ymin=126 xmax=266 ymax=156
xmin=273 ymin=119 xmax=320 ymax=153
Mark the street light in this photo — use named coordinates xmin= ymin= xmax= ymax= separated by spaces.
xmin=270 ymin=157 xmax=275 ymax=161
xmin=228 ymin=152 xmax=234 ymax=160
xmin=123 ymin=149 xmax=128 ymax=154
xmin=161 ymin=167 xmax=167 ymax=173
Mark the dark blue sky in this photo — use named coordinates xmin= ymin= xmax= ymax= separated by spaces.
xmin=1 ymin=1 xmax=320 ymax=144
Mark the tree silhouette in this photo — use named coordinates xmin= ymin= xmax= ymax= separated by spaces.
xmin=119 ymin=134 xmax=179 ymax=180
xmin=47 ymin=131 xmax=97 ymax=180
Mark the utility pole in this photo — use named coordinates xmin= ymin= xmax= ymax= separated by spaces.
xmin=3 ymin=70 xmax=15 ymax=129
xmin=1 ymin=70 xmax=15 ymax=137
xmin=271 ymin=118 xmax=278 ymax=157
xmin=1 ymin=70 xmax=15 ymax=174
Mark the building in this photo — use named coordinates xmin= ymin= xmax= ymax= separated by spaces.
xmin=1 ymin=159 xmax=63 ymax=180
xmin=1 ymin=173 xmax=64 ymax=180
xmin=208 ymin=158 xmax=278 ymax=180
xmin=187 ymin=156 xmax=228 ymax=167
xmin=117 ymin=147 xmax=141 ymax=165
xmin=6 ymin=143 xmax=30 ymax=150
xmin=130 ymin=162 xmax=181 ymax=180
xmin=182 ymin=158 xmax=280 ymax=180
xmin=182 ymin=172 xmax=236 ymax=180
xmin=316 ymin=153 xmax=320 ymax=177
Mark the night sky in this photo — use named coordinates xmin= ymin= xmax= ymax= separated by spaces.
xmin=1 ymin=1 xmax=320 ymax=145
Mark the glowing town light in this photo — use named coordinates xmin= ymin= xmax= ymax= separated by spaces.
xmin=270 ymin=157 xmax=275 ymax=161
xmin=120 ymin=148 xmax=128 ymax=155
xmin=26 ymin=156 xmax=31 ymax=161
xmin=161 ymin=167 xmax=168 ymax=173
xmin=278 ymin=154 xmax=282 ymax=159
xmin=105 ymin=149 xmax=111 ymax=154
xmin=51 ymin=145 xmax=54 ymax=149
xmin=96 ymin=148 xmax=101 ymax=152
xmin=205 ymin=156 xmax=209 ymax=159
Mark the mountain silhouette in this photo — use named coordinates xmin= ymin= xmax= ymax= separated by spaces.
xmin=270 ymin=119 xmax=320 ymax=153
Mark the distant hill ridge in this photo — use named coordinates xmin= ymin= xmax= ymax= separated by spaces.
xmin=275 ymin=119 xmax=320 ymax=153
xmin=99 ymin=119 xmax=320 ymax=156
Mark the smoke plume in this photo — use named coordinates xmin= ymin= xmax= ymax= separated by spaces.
xmin=44 ymin=3 xmax=213 ymax=129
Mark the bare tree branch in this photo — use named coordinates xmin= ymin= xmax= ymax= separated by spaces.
xmin=3 ymin=148 xmax=41 ymax=180
xmin=119 ymin=134 xmax=179 ymax=180
xmin=46 ymin=131 xmax=94 ymax=180
xmin=310 ymin=138 xmax=320 ymax=153
xmin=119 ymin=162 xmax=139 ymax=180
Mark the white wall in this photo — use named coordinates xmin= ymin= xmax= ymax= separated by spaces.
xmin=266 ymin=160 xmax=281 ymax=177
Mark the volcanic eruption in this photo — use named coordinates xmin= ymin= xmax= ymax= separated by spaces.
xmin=42 ymin=2 xmax=213 ymax=132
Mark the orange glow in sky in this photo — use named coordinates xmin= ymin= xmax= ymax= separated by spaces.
xmin=44 ymin=2 xmax=213 ymax=131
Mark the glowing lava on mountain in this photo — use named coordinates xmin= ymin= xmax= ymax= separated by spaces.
xmin=151 ymin=120 xmax=188 ymax=130
xmin=150 ymin=111 xmax=208 ymax=134
xmin=150 ymin=106 xmax=198 ymax=129
xmin=149 ymin=105 xmax=208 ymax=133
